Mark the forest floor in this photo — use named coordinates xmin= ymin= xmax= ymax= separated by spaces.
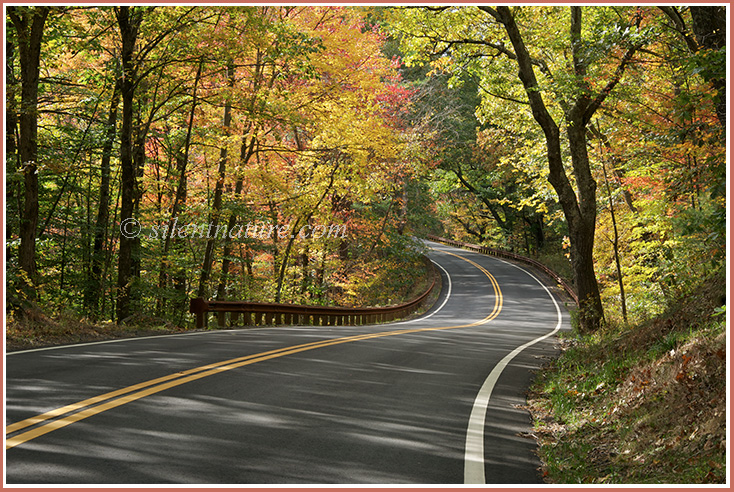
xmin=5 ymin=310 xmax=190 ymax=352
xmin=528 ymin=273 xmax=727 ymax=484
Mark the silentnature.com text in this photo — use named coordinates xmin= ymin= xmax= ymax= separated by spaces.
xmin=120 ymin=218 xmax=347 ymax=241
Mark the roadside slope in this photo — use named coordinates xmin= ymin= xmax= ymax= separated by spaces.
xmin=529 ymin=273 xmax=726 ymax=484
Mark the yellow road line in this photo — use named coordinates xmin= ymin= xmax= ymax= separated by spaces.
xmin=6 ymin=335 xmax=387 ymax=435
xmin=6 ymin=250 xmax=503 ymax=450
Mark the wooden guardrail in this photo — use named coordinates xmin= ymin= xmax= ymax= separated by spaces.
xmin=190 ymin=259 xmax=438 ymax=329
xmin=426 ymin=234 xmax=579 ymax=306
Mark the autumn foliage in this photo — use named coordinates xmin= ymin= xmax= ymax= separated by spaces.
xmin=6 ymin=6 xmax=725 ymax=331
xmin=6 ymin=6 xmax=430 ymax=324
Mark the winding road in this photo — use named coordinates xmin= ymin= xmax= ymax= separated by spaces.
xmin=5 ymin=240 xmax=570 ymax=484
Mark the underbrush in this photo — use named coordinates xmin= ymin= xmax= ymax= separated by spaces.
xmin=6 ymin=240 xmax=435 ymax=351
xmin=529 ymin=273 xmax=727 ymax=484
xmin=331 ymin=236 xmax=431 ymax=308
xmin=6 ymin=308 xmax=187 ymax=352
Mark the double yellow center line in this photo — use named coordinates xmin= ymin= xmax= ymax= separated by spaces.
xmin=6 ymin=250 xmax=502 ymax=450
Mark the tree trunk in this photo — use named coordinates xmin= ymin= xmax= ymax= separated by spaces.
xmin=6 ymin=38 xmax=20 ymax=264
xmin=158 ymin=57 xmax=204 ymax=312
xmin=601 ymin=155 xmax=628 ymax=323
xmin=492 ymin=6 xmax=606 ymax=331
xmin=216 ymin=136 xmax=254 ymax=300
xmin=87 ymin=79 xmax=121 ymax=316
xmin=522 ymin=214 xmax=545 ymax=253
xmin=115 ymin=6 xmax=143 ymax=323
xmin=566 ymin=119 xmax=604 ymax=330
xmin=300 ymin=247 xmax=310 ymax=295
xmin=8 ymin=6 xmax=50 ymax=301
xmin=198 ymin=60 xmax=234 ymax=298
xmin=215 ymin=181 xmax=243 ymax=301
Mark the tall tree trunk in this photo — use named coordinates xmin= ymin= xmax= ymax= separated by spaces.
xmin=8 ymin=6 xmax=51 ymax=301
xmin=565 ymin=119 xmax=604 ymax=329
xmin=198 ymin=60 xmax=235 ymax=298
xmin=58 ymin=197 xmax=70 ymax=291
xmin=87 ymin=79 xmax=121 ymax=316
xmin=115 ymin=6 xmax=143 ymax=323
xmin=130 ymin=102 xmax=154 ymax=309
xmin=6 ymin=38 xmax=20 ymax=264
xmin=487 ymin=6 xmax=623 ymax=331
xmin=601 ymin=155 xmax=628 ymax=324
xmin=158 ymin=57 xmax=204 ymax=312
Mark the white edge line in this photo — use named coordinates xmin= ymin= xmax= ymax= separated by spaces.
xmin=394 ymin=258 xmax=452 ymax=325
xmin=5 ymin=329 xmax=220 ymax=356
xmin=464 ymin=259 xmax=564 ymax=485
xmin=7 ymin=258 xmax=453 ymax=356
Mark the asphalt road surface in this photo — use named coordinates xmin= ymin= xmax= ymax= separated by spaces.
xmin=5 ymin=240 xmax=571 ymax=484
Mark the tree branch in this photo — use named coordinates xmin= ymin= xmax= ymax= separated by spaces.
xmin=659 ymin=6 xmax=699 ymax=52
xmin=583 ymin=41 xmax=642 ymax=124
xmin=478 ymin=82 xmax=529 ymax=105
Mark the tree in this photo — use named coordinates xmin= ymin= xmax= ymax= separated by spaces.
xmin=197 ymin=60 xmax=234 ymax=298
xmin=5 ymin=6 xmax=429 ymax=324
xmin=87 ymin=77 xmax=120 ymax=316
xmin=114 ymin=6 xmax=144 ymax=323
xmin=114 ymin=6 xmax=204 ymax=322
xmin=587 ymin=7 xmax=725 ymax=320
xmin=392 ymin=6 xmax=652 ymax=331
xmin=7 ymin=6 xmax=51 ymax=301
xmin=660 ymin=6 xmax=726 ymax=130
xmin=407 ymin=73 xmax=553 ymax=253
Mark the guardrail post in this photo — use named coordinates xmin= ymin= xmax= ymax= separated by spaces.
xmin=189 ymin=297 xmax=208 ymax=329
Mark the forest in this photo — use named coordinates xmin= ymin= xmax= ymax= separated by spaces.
xmin=5 ymin=6 xmax=726 ymax=333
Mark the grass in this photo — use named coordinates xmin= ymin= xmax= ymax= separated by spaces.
xmin=529 ymin=272 xmax=726 ymax=484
